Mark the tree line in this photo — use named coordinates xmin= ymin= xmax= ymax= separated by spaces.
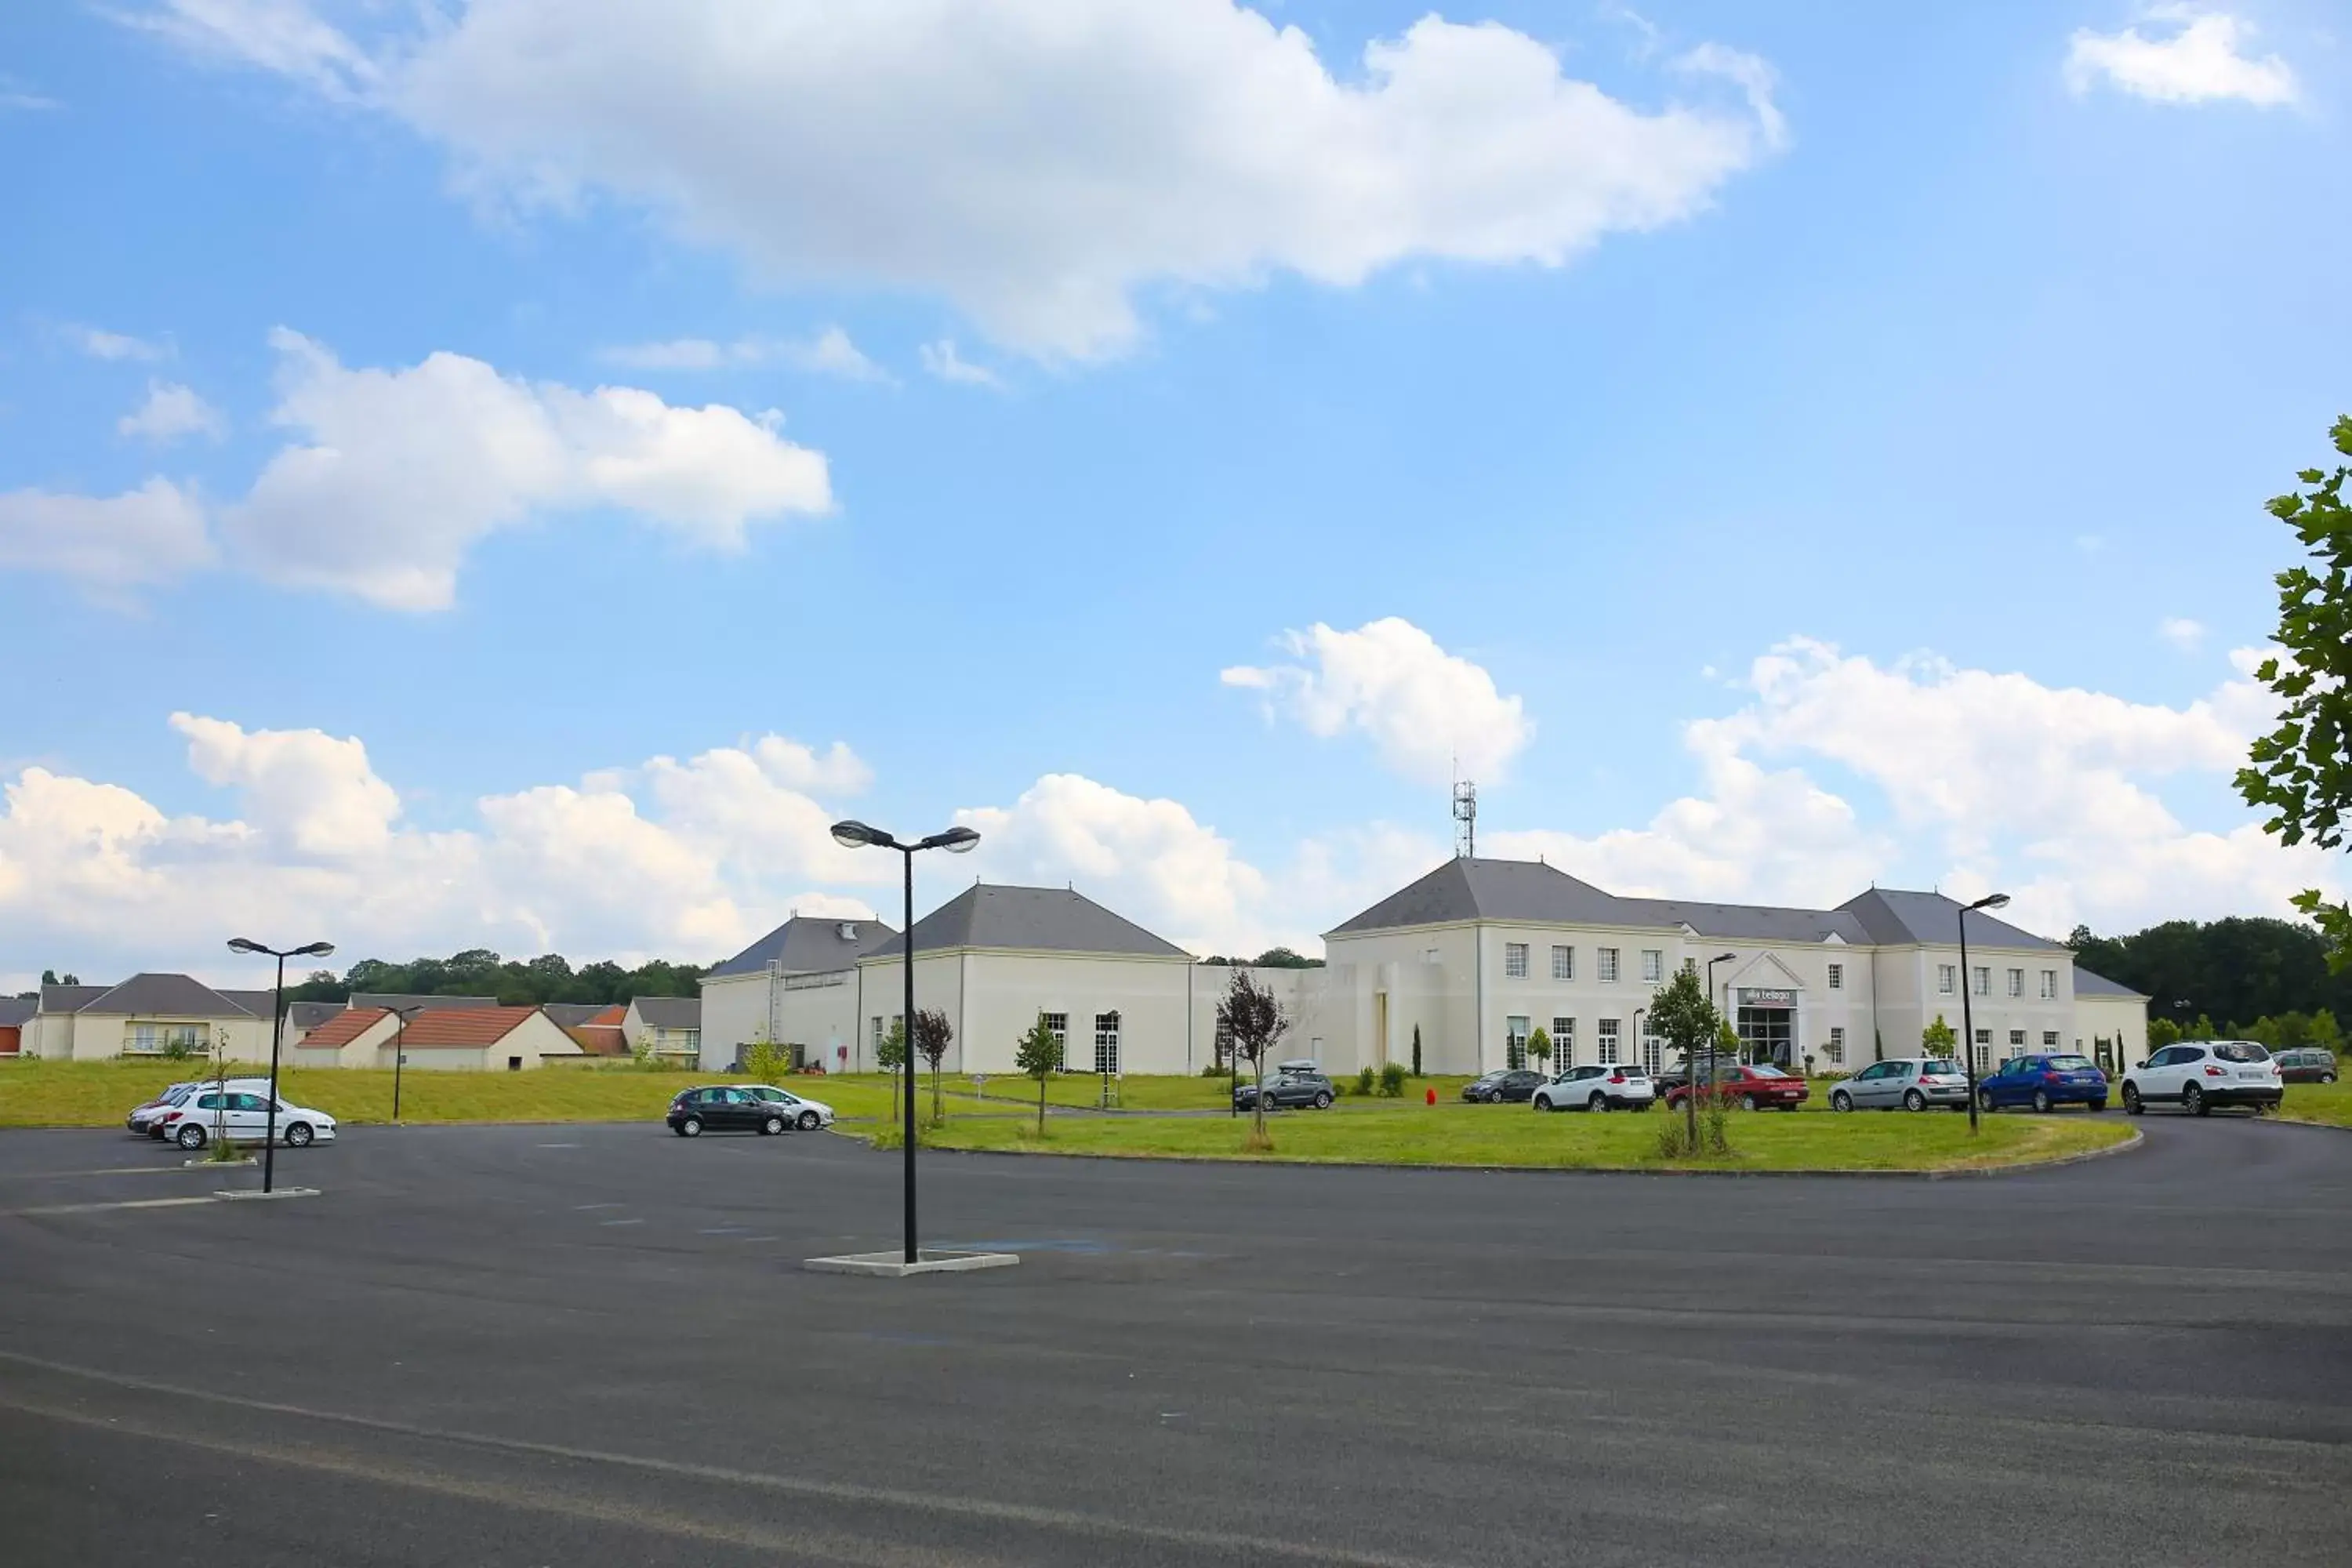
xmin=285 ymin=949 xmax=706 ymax=1008
xmin=2067 ymin=916 xmax=2352 ymax=1036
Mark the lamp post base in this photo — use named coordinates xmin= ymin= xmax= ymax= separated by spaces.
xmin=802 ymin=1249 xmax=1020 ymax=1278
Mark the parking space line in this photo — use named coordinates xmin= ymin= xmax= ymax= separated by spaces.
xmin=0 ymin=1165 xmax=220 ymax=1181
xmin=5 ymin=1196 xmax=225 ymax=1218
xmin=599 ymin=1218 xmax=644 ymax=1227
xmin=572 ymin=1203 xmax=622 ymax=1210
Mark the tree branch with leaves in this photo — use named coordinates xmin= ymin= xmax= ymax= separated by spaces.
xmin=913 ymin=1008 xmax=953 ymax=1124
xmin=1014 ymin=1013 xmax=1061 ymax=1136
xmin=1216 ymin=968 xmax=1290 ymax=1142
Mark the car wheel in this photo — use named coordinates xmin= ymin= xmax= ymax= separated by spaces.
xmin=2122 ymin=1083 xmax=2143 ymax=1116
xmin=760 ymin=1115 xmax=786 ymax=1136
xmin=798 ymin=1110 xmax=822 ymax=1131
xmin=2322 ymin=1073 xmax=2337 ymax=1084
xmin=1313 ymin=1092 xmax=1333 ymax=1110
xmin=2089 ymin=1100 xmax=2107 ymax=1112
xmin=1903 ymin=1090 xmax=1926 ymax=1112
xmin=2182 ymin=1083 xmax=2206 ymax=1117
xmin=284 ymin=1121 xmax=314 ymax=1148
xmin=677 ymin=1116 xmax=703 ymax=1138
xmin=1830 ymin=1091 xmax=1853 ymax=1112
xmin=176 ymin=1123 xmax=205 ymax=1149
xmin=1977 ymin=1090 xmax=1998 ymax=1114
xmin=2032 ymin=1090 xmax=2053 ymax=1114
xmin=1588 ymin=1093 xmax=1609 ymax=1113
xmin=1740 ymin=1094 xmax=1759 ymax=1112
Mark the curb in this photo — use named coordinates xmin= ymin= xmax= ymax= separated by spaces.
xmin=2261 ymin=1116 xmax=2352 ymax=1136
xmin=862 ymin=1127 xmax=2147 ymax=1181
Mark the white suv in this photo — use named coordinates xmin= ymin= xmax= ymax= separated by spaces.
xmin=2122 ymin=1041 xmax=2283 ymax=1117
xmin=1534 ymin=1064 xmax=1656 ymax=1112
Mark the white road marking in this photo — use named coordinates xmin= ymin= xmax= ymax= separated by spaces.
xmin=599 ymin=1218 xmax=644 ymax=1228
xmin=572 ymin=1203 xmax=622 ymax=1211
xmin=5 ymin=1196 xmax=223 ymax=1218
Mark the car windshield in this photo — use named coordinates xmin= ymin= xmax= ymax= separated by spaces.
xmin=1920 ymin=1061 xmax=1963 ymax=1076
xmin=1748 ymin=1065 xmax=1788 ymax=1078
xmin=2213 ymin=1043 xmax=2270 ymax=1064
xmin=2045 ymin=1054 xmax=2095 ymax=1071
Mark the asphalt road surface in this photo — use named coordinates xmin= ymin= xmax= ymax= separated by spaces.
xmin=2 ymin=1112 xmax=2347 ymax=1566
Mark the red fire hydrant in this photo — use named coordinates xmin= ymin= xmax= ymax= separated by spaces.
xmin=1425 ymin=1086 xmax=1437 ymax=1106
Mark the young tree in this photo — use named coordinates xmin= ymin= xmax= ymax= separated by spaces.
xmin=2239 ymin=415 xmax=2352 ymax=969
xmin=1526 ymin=1025 xmax=1552 ymax=1076
xmin=1922 ymin=1014 xmax=1958 ymax=1058
xmin=877 ymin=1018 xmax=909 ymax=1120
xmin=1217 ymin=969 xmax=1290 ymax=1139
xmin=1647 ymin=967 xmax=1721 ymax=1149
xmin=1014 ymin=1013 xmax=1061 ymax=1135
xmin=913 ymin=1008 xmax=953 ymax=1123
xmin=1410 ymin=1023 xmax=1422 ymax=1077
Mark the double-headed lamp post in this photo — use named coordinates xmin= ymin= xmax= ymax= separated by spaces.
xmin=1702 ymin=952 xmax=1736 ymax=1148
xmin=829 ymin=819 xmax=981 ymax=1265
xmin=1957 ymin=892 xmax=2011 ymax=1134
xmin=227 ymin=936 xmax=335 ymax=1193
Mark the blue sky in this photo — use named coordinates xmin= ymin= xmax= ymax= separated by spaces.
xmin=2 ymin=1 xmax=2347 ymax=985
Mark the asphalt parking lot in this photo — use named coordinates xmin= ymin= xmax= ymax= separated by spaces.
xmin=2 ymin=1114 xmax=2348 ymax=1566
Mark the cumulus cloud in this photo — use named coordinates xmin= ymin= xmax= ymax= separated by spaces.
xmin=2158 ymin=616 xmax=2207 ymax=651
xmin=224 ymin=328 xmax=831 ymax=610
xmin=126 ymin=0 xmax=1785 ymax=359
xmin=599 ymin=325 xmax=890 ymax=382
xmin=119 ymin=380 xmax=227 ymax=444
xmin=0 ymin=478 xmax=215 ymax=594
xmin=67 ymin=325 xmax=168 ymax=361
xmin=918 ymin=339 xmax=1002 ymax=389
xmin=2065 ymin=9 xmax=2298 ymax=107
xmin=1224 ymin=617 xmax=1531 ymax=786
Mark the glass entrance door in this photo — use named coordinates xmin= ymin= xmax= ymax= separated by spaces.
xmin=1736 ymin=1007 xmax=1794 ymax=1067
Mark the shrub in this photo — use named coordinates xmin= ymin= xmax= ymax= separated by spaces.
xmin=743 ymin=1040 xmax=790 ymax=1084
xmin=1200 ymin=1061 xmax=1229 ymax=1077
xmin=1356 ymin=1065 xmax=1377 ymax=1097
xmin=1241 ymin=1126 xmax=1276 ymax=1154
xmin=1378 ymin=1062 xmax=1407 ymax=1098
xmin=1410 ymin=1025 xmax=1422 ymax=1077
xmin=1653 ymin=1097 xmax=1736 ymax=1160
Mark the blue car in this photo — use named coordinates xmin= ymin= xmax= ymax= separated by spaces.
xmin=1976 ymin=1052 xmax=2107 ymax=1113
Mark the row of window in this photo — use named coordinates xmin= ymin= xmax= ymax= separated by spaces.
xmin=880 ymin=1011 xmax=1126 ymax=1073
xmin=1500 ymin=945 xmax=1855 ymax=991
xmin=1935 ymin=965 xmax=2061 ymax=999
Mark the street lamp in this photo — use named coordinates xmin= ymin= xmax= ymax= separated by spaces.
xmin=1702 ymin=952 xmax=1736 ymax=1149
xmin=389 ymin=1004 xmax=425 ymax=1123
xmin=1956 ymin=893 xmax=2010 ymax=1134
xmin=829 ymin=818 xmax=981 ymax=1265
xmin=227 ymin=936 xmax=335 ymax=1193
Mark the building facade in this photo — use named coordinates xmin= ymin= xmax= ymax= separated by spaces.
xmin=18 ymin=975 xmax=281 ymax=1062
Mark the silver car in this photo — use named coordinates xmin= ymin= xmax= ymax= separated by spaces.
xmin=1829 ymin=1057 xmax=1970 ymax=1112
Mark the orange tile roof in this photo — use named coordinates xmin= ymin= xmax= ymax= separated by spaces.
xmin=299 ymin=1007 xmax=390 ymax=1049
xmin=396 ymin=1006 xmax=542 ymax=1048
xmin=590 ymin=1004 xmax=625 ymax=1026
xmin=564 ymin=1024 xmax=628 ymax=1058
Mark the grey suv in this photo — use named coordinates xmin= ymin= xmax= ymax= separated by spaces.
xmin=1234 ymin=1067 xmax=1335 ymax=1111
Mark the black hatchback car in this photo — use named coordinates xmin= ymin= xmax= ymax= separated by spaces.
xmin=2273 ymin=1047 xmax=2339 ymax=1084
xmin=1234 ymin=1067 xmax=1335 ymax=1111
xmin=1463 ymin=1069 xmax=1546 ymax=1103
xmin=667 ymin=1085 xmax=792 ymax=1137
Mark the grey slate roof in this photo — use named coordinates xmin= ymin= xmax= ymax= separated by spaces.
xmin=2074 ymin=967 xmax=2149 ymax=999
xmin=865 ymin=884 xmax=1188 ymax=960
xmin=220 ymin=989 xmax=278 ymax=1019
xmin=78 ymin=974 xmax=249 ymax=1017
xmin=288 ymin=1000 xmax=343 ymax=1031
xmin=707 ymin=916 xmax=898 ymax=978
xmin=541 ymin=1002 xmax=615 ymax=1028
xmin=630 ymin=996 xmax=701 ymax=1029
xmin=350 ymin=993 xmax=500 ymax=1014
xmin=1615 ymin=897 xmax=1873 ymax=946
xmin=1836 ymin=889 xmax=2063 ymax=951
xmin=1328 ymin=858 xmax=1646 ymax=935
xmin=38 ymin=985 xmax=107 ymax=1014
xmin=0 ymin=996 xmax=34 ymax=1029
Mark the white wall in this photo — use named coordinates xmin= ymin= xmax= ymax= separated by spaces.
xmin=31 ymin=1008 xmax=276 ymax=1064
xmin=858 ymin=950 xmax=1197 ymax=1075
xmin=2075 ymin=994 xmax=2149 ymax=1065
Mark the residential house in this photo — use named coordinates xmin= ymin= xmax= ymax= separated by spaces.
xmin=18 ymin=974 xmax=280 ymax=1063
xmin=292 ymin=1004 xmax=583 ymax=1071
xmin=0 ymin=995 xmax=32 ymax=1055
xmin=622 ymin=996 xmax=701 ymax=1062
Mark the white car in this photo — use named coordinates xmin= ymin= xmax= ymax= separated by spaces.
xmin=738 ymin=1084 xmax=834 ymax=1130
xmin=137 ymin=1078 xmax=276 ymax=1138
xmin=2122 ymin=1040 xmax=2283 ymax=1117
xmin=127 ymin=1080 xmax=206 ymax=1135
xmin=1533 ymin=1064 xmax=1657 ymax=1112
xmin=157 ymin=1089 xmax=339 ymax=1150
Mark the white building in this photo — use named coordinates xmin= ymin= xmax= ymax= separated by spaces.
xmin=699 ymin=915 xmax=898 ymax=1072
xmin=20 ymin=975 xmax=282 ymax=1062
xmin=1318 ymin=858 xmax=2149 ymax=1077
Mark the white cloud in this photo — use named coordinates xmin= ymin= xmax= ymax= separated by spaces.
xmin=118 ymin=380 xmax=227 ymax=444
xmin=599 ymin=325 xmax=891 ymax=383
xmin=956 ymin=773 xmax=1269 ymax=956
xmin=170 ymin=712 xmax=400 ymax=857
xmin=2066 ymin=9 xmax=2298 ymax=107
xmin=0 ymin=478 xmax=215 ymax=594
xmin=1224 ymin=617 xmax=1531 ymax=786
xmin=128 ymin=0 xmax=1785 ymax=360
xmin=918 ymin=339 xmax=1003 ymax=389
xmin=2158 ymin=616 xmax=2207 ymax=651
xmin=0 ymin=75 xmax=60 ymax=111
xmin=68 ymin=325 xmax=168 ymax=361
xmin=224 ymin=328 xmax=831 ymax=610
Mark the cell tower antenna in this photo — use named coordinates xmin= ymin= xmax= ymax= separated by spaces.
xmin=1451 ymin=771 xmax=1477 ymax=861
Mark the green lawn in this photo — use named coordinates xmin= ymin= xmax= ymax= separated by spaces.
xmin=876 ymin=1097 xmax=2137 ymax=1172
xmin=2276 ymin=1080 xmax=2352 ymax=1130
xmin=0 ymin=1058 xmax=898 ymax=1127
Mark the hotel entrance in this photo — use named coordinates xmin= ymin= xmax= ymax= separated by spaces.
xmin=1735 ymin=987 xmax=1797 ymax=1067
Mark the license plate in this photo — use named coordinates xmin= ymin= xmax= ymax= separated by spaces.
xmin=2239 ymin=1069 xmax=2270 ymax=1080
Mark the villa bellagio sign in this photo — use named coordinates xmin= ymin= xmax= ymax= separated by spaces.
xmin=1737 ymin=988 xmax=1798 ymax=1008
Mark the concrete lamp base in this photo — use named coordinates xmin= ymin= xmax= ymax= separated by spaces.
xmin=214 ymin=1186 xmax=322 ymax=1202
xmin=803 ymin=1249 xmax=1020 ymax=1278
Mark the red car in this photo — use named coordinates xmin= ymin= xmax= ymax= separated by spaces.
xmin=1663 ymin=1064 xmax=1809 ymax=1112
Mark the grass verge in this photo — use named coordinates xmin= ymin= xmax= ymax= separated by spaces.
xmin=2274 ymin=1080 xmax=2352 ymax=1130
xmin=872 ymin=1098 xmax=2136 ymax=1172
